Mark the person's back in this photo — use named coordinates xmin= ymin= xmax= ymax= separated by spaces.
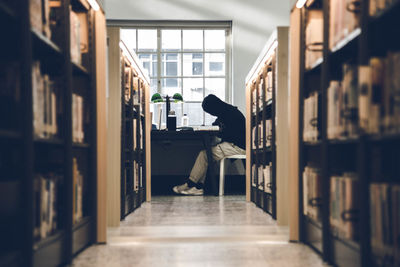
xmin=202 ymin=94 xmax=246 ymax=150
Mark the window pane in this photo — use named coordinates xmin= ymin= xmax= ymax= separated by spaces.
xmin=205 ymin=113 xmax=217 ymax=126
xmin=120 ymin=29 xmax=137 ymax=54
xmin=161 ymin=78 xmax=181 ymax=96
xmin=183 ymin=102 xmax=203 ymax=126
xmin=150 ymin=78 xmax=158 ymax=100
xmin=138 ymin=29 xmax=157 ymax=52
xmin=205 ymin=78 xmax=225 ymax=100
xmin=161 ymin=53 xmax=181 ymax=77
xmin=183 ymin=53 xmax=203 ymax=76
xmin=205 ymin=53 xmax=225 ymax=76
xmin=138 ymin=54 xmax=157 ymax=77
xmin=162 ymin=30 xmax=181 ymax=51
xmin=183 ymin=30 xmax=203 ymax=51
xmin=183 ymin=78 xmax=203 ymax=101
xmin=205 ymin=30 xmax=225 ymax=51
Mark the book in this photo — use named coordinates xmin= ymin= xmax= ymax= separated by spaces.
xmin=72 ymin=94 xmax=85 ymax=143
xmin=70 ymin=9 xmax=81 ymax=65
xmin=32 ymin=62 xmax=58 ymax=139
xmin=305 ymin=10 xmax=323 ymax=70
xmin=263 ymin=163 xmax=272 ymax=194
xmin=303 ymin=166 xmax=322 ymax=222
xmin=330 ymin=173 xmax=359 ymax=240
xmin=303 ymin=92 xmax=319 ymax=142
xmin=72 ymin=158 xmax=83 ymax=224
xmin=33 ymin=173 xmax=61 ymax=241
xmin=329 ymin=0 xmax=361 ymax=49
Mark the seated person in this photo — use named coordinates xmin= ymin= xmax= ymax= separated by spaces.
xmin=173 ymin=94 xmax=246 ymax=195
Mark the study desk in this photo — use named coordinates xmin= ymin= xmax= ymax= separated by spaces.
xmin=151 ymin=129 xmax=220 ymax=195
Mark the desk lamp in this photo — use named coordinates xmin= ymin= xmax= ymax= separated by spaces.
xmin=151 ymin=93 xmax=183 ymax=130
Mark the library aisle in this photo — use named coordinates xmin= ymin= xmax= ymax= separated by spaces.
xmin=71 ymin=196 xmax=328 ymax=266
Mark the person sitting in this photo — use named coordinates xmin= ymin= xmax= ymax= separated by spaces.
xmin=173 ymin=94 xmax=246 ymax=195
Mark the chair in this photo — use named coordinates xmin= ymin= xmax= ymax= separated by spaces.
xmin=219 ymin=154 xmax=246 ymax=196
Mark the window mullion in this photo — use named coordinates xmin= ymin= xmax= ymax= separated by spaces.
xmin=203 ymin=29 xmax=206 ymax=125
xmin=157 ymin=28 xmax=161 ymax=94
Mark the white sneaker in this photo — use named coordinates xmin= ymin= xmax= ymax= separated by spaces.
xmin=181 ymin=187 xmax=204 ymax=196
xmin=173 ymin=183 xmax=190 ymax=194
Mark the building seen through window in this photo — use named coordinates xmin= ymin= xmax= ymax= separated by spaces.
xmin=120 ymin=26 xmax=230 ymax=126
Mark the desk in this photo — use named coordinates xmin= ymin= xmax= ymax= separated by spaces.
xmin=151 ymin=130 xmax=219 ymax=195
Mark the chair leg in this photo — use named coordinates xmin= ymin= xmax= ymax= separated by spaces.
xmin=219 ymin=158 xmax=225 ymax=196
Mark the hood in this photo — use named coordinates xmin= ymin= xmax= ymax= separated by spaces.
xmin=202 ymin=94 xmax=230 ymax=116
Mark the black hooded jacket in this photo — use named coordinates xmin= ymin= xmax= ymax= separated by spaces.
xmin=202 ymin=94 xmax=246 ymax=150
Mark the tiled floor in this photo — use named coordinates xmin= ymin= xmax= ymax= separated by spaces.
xmin=72 ymin=196 xmax=329 ymax=267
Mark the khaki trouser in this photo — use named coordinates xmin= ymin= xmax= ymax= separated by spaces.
xmin=189 ymin=142 xmax=245 ymax=184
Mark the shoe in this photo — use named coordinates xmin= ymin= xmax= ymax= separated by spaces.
xmin=181 ymin=187 xmax=204 ymax=196
xmin=173 ymin=183 xmax=190 ymax=194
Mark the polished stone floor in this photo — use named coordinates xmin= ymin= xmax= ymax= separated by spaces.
xmin=72 ymin=196 xmax=329 ymax=267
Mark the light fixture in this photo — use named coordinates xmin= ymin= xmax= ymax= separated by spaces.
xmin=296 ymin=0 xmax=307 ymax=8
xmin=87 ymin=0 xmax=100 ymax=11
xmin=151 ymin=93 xmax=183 ymax=131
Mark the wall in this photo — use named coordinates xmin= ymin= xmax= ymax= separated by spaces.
xmin=104 ymin=0 xmax=290 ymax=113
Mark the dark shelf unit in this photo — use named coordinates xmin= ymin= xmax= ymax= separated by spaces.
xmin=297 ymin=1 xmax=400 ymax=266
xmin=249 ymin=53 xmax=277 ymax=219
xmin=0 ymin=1 xmax=103 ymax=266
xmin=120 ymin=43 xmax=148 ymax=220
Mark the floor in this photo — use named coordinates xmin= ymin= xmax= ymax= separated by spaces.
xmin=72 ymin=195 xmax=329 ymax=267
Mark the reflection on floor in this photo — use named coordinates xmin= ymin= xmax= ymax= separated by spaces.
xmin=72 ymin=195 xmax=329 ymax=267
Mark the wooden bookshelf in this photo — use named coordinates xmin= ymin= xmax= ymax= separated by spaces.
xmin=0 ymin=0 xmax=106 ymax=266
xmin=294 ymin=0 xmax=400 ymax=266
xmin=119 ymin=40 xmax=150 ymax=219
xmin=246 ymin=27 xmax=289 ymax=222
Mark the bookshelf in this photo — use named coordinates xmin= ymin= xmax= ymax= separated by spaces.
xmin=246 ymin=27 xmax=289 ymax=221
xmin=119 ymin=40 xmax=150 ymax=219
xmin=294 ymin=0 xmax=400 ymax=266
xmin=0 ymin=0 xmax=106 ymax=266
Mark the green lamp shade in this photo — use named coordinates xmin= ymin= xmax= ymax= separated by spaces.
xmin=151 ymin=93 xmax=163 ymax=103
xmin=172 ymin=93 xmax=183 ymax=102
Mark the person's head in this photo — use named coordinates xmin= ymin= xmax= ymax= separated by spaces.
xmin=202 ymin=94 xmax=223 ymax=116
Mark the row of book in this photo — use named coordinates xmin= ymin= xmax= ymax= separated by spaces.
xmin=329 ymin=0 xmax=360 ymax=50
xmin=359 ymin=53 xmax=400 ymax=135
xmin=70 ymin=9 xmax=89 ymax=66
xmin=370 ymin=0 xmax=399 ymax=16
xmin=330 ymin=173 xmax=359 ymax=241
xmin=251 ymin=71 xmax=273 ymax=114
xmin=251 ymin=163 xmax=273 ymax=193
xmin=302 ymin=166 xmax=322 ymax=222
xmin=327 ymin=64 xmax=358 ymax=140
xmin=303 ymin=92 xmax=320 ymax=142
xmin=33 ymin=172 xmax=62 ymax=241
xmin=370 ymin=183 xmax=400 ymax=266
xmin=0 ymin=62 xmax=20 ymax=130
xmin=30 ymin=0 xmax=52 ymax=38
xmin=123 ymin=60 xmax=143 ymax=105
xmin=305 ymin=10 xmax=323 ymax=70
xmin=251 ymin=120 xmax=273 ymax=149
xmin=72 ymin=94 xmax=85 ymax=143
xmin=73 ymin=158 xmax=83 ymax=224
xmin=32 ymin=61 xmax=58 ymax=139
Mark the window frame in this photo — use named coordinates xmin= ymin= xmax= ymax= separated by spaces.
xmin=111 ymin=20 xmax=232 ymax=125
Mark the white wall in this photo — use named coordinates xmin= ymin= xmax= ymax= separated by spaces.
xmin=105 ymin=0 xmax=290 ymax=113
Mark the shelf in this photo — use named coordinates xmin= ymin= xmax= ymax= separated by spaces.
xmin=34 ymin=137 xmax=64 ymax=146
xmin=72 ymin=62 xmax=90 ymax=76
xmin=33 ymin=230 xmax=65 ymax=251
xmin=0 ymin=251 xmax=21 ymax=267
xmin=0 ymin=129 xmax=22 ymax=140
xmin=366 ymin=133 xmax=400 ymax=143
xmin=330 ymin=28 xmax=361 ymax=54
xmin=73 ymin=216 xmax=91 ymax=231
xmin=32 ymin=29 xmax=62 ymax=56
xmin=71 ymin=0 xmax=90 ymax=11
xmin=331 ymin=234 xmax=361 ymax=267
xmin=73 ymin=142 xmax=90 ymax=149
xmin=303 ymin=140 xmax=322 ymax=146
xmin=327 ymin=138 xmax=359 ymax=145
xmin=0 ymin=2 xmax=16 ymax=21
xmin=303 ymin=214 xmax=323 ymax=229
xmin=305 ymin=57 xmax=323 ymax=72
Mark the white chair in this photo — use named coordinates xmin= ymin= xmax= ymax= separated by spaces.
xmin=219 ymin=154 xmax=246 ymax=196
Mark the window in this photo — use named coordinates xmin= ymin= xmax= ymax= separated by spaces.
xmin=120 ymin=25 xmax=231 ymax=126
